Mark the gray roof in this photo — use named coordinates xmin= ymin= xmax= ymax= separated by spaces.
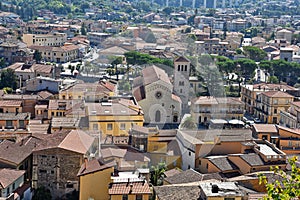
xmin=0 ymin=113 xmax=30 ymax=120
xmin=208 ymin=156 xmax=239 ymax=171
xmin=239 ymin=154 xmax=264 ymax=166
xmin=164 ymin=169 xmax=222 ymax=184
xmin=154 ymin=185 xmax=201 ymax=200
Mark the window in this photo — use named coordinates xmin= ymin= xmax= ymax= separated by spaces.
xmin=12 ymin=183 xmax=15 ymax=190
xmin=274 ymin=108 xmax=277 ymax=114
xmin=122 ymin=195 xmax=128 ymax=200
xmin=224 ymin=198 xmax=235 ymax=200
xmin=155 ymin=110 xmax=161 ymax=122
xmin=107 ymin=124 xmax=113 ymax=130
xmin=189 ymin=151 xmax=191 ymax=156
xmin=7 ymin=187 xmax=10 ymax=196
xmin=136 ymin=194 xmax=142 ymax=200
xmin=19 ymin=120 xmax=25 ymax=128
xmin=177 ymin=65 xmax=180 ymax=71
xmin=120 ymin=123 xmax=126 ymax=130
xmin=153 ymin=145 xmax=158 ymax=151
xmin=6 ymin=120 xmax=13 ymax=128
xmin=93 ymin=124 xmax=98 ymax=130
xmin=185 ymin=65 xmax=187 ymax=71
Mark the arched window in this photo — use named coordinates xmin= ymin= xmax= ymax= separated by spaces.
xmin=155 ymin=110 xmax=161 ymax=122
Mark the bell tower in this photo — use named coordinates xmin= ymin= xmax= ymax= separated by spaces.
xmin=173 ymin=56 xmax=190 ymax=114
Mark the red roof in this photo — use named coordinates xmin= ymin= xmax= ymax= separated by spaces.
xmin=109 ymin=182 xmax=151 ymax=195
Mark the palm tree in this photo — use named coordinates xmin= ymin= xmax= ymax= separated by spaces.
xmin=150 ymin=162 xmax=166 ymax=186
xmin=180 ymin=116 xmax=197 ymax=130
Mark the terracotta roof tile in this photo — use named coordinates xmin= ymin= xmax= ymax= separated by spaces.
xmin=109 ymin=181 xmax=151 ymax=195
xmin=261 ymin=91 xmax=294 ymax=98
xmin=0 ymin=169 xmax=25 ymax=189
xmin=252 ymin=124 xmax=278 ymax=133
xmin=0 ymin=100 xmax=22 ymax=107
xmin=77 ymin=159 xmax=115 ymax=177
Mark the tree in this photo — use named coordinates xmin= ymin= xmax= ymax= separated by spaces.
xmin=268 ymin=76 xmax=279 ymax=84
xmin=243 ymin=46 xmax=267 ymax=62
xmin=0 ymin=69 xmax=18 ymax=90
xmin=180 ymin=116 xmax=197 ymax=130
xmin=33 ymin=50 xmax=42 ymax=63
xmin=150 ymin=162 xmax=166 ymax=186
xmin=259 ymin=157 xmax=300 ymax=199
xmin=32 ymin=186 xmax=52 ymax=200
xmin=0 ymin=57 xmax=5 ymax=68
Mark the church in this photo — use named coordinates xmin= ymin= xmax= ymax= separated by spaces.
xmin=132 ymin=65 xmax=182 ymax=125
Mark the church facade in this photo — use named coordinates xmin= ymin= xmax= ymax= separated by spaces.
xmin=132 ymin=65 xmax=182 ymax=124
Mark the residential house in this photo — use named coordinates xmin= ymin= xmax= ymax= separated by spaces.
xmin=0 ymin=169 xmax=30 ymax=200
xmin=199 ymin=140 xmax=286 ymax=175
xmin=0 ymin=42 xmax=18 ymax=65
xmin=195 ymin=38 xmax=231 ymax=56
xmin=22 ymin=33 xmax=67 ymax=47
xmin=132 ymin=65 xmax=181 ymax=124
xmin=26 ymin=77 xmax=61 ymax=93
xmin=276 ymin=29 xmax=293 ymax=43
xmin=87 ymin=32 xmax=111 ymax=47
xmin=58 ymin=80 xmax=117 ymax=101
xmin=29 ymin=44 xmax=80 ymax=63
xmin=280 ymin=101 xmax=300 ymax=128
xmin=32 ymin=130 xmax=97 ymax=199
xmin=77 ymin=159 xmax=115 ymax=200
xmin=86 ymin=97 xmax=144 ymax=137
xmin=191 ymin=96 xmax=244 ymax=125
xmin=254 ymin=91 xmax=294 ymax=124
xmin=129 ymin=125 xmax=181 ymax=169
xmin=0 ymin=135 xmax=43 ymax=182
xmin=6 ymin=62 xmax=60 ymax=87
xmin=241 ymin=83 xmax=296 ymax=114
xmin=47 ymin=99 xmax=83 ymax=119
xmin=252 ymin=124 xmax=300 ymax=154
xmin=176 ymin=129 xmax=253 ymax=170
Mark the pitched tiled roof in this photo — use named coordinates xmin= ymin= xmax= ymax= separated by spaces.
xmin=261 ymin=91 xmax=293 ymax=98
xmin=163 ymin=168 xmax=182 ymax=178
xmin=33 ymin=130 xmax=95 ymax=154
xmin=252 ymin=83 xmax=296 ymax=91
xmin=0 ymin=113 xmax=30 ymax=120
xmin=108 ymin=181 xmax=151 ymax=195
xmin=252 ymin=124 xmax=278 ymax=133
xmin=142 ymin=65 xmax=171 ymax=86
xmin=174 ymin=56 xmax=190 ymax=63
xmin=154 ymin=185 xmax=201 ymax=200
xmin=164 ymin=169 xmax=204 ymax=184
xmin=77 ymin=159 xmax=115 ymax=177
xmin=0 ymin=169 xmax=25 ymax=189
xmin=207 ymin=156 xmax=239 ymax=171
xmin=239 ymin=154 xmax=265 ymax=166
xmin=0 ymin=136 xmax=42 ymax=165
xmin=0 ymin=100 xmax=22 ymax=107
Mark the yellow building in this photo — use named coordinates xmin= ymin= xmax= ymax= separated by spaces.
xmin=86 ymin=97 xmax=144 ymax=136
xmin=22 ymin=33 xmax=67 ymax=46
xmin=254 ymin=91 xmax=294 ymax=124
xmin=129 ymin=125 xmax=182 ymax=169
xmin=29 ymin=44 xmax=80 ymax=63
xmin=241 ymin=83 xmax=296 ymax=114
xmin=77 ymin=159 xmax=115 ymax=200
xmin=109 ymin=181 xmax=151 ymax=200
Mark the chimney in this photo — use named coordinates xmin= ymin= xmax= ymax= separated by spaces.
xmin=129 ymin=183 xmax=133 ymax=194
